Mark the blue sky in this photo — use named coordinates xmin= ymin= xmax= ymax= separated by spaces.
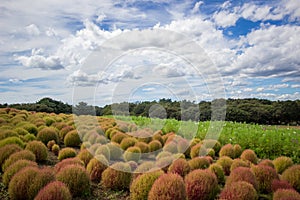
xmin=0 ymin=0 xmax=300 ymax=105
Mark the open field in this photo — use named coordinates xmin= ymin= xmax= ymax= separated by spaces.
xmin=0 ymin=108 xmax=300 ymax=199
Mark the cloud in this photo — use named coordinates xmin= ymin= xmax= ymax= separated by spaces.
xmin=256 ymin=87 xmax=264 ymax=92
xmin=192 ymin=1 xmax=203 ymax=14
xmin=291 ymin=84 xmax=300 ymax=88
xmin=25 ymin=24 xmax=41 ymax=36
xmin=213 ymin=10 xmax=239 ymax=28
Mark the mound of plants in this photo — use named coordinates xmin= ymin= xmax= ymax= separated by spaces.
xmin=54 ymin=157 xmax=84 ymax=173
xmin=251 ymin=164 xmax=279 ymax=193
xmin=120 ymin=137 xmax=138 ymax=150
xmin=273 ymin=189 xmax=300 ymax=200
xmin=2 ymin=149 xmax=36 ymax=171
xmin=168 ymin=158 xmax=190 ymax=177
xmin=64 ymin=130 xmax=81 ymax=147
xmin=208 ymin=163 xmax=225 ymax=184
xmin=123 ymin=146 xmax=141 ymax=162
xmin=240 ymin=149 xmax=258 ymax=164
xmin=34 ymin=181 xmax=72 ymax=200
xmin=37 ymin=127 xmax=59 ymax=145
xmin=106 ymin=142 xmax=123 ymax=160
xmin=188 ymin=157 xmax=210 ymax=171
xmin=0 ymin=144 xmax=22 ymax=169
xmin=273 ymin=156 xmax=293 ymax=174
xmin=77 ymin=149 xmax=93 ymax=166
xmin=190 ymin=143 xmax=207 ymax=158
xmin=226 ymin=167 xmax=258 ymax=190
xmin=86 ymin=155 xmax=109 ymax=182
xmin=219 ymin=143 xmax=235 ymax=158
xmin=219 ymin=181 xmax=258 ymax=200
xmin=58 ymin=147 xmax=77 ymax=161
xmin=0 ymin=136 xmax=25 ymax=149
xmin=230 ymin=158 xmax=250 ymax=172
xmin=95 ymin=145 xmax=111 ymax=161
xmin=281 ymin=164 xmax=300 ymax=192
xmin=271 ymin=179 xmax=294 ymax=192
xmin=25 ymin=140 xmax=48 ymax=162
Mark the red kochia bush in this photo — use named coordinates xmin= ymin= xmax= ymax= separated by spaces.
xmin=0 ymin=144 xmax=22 ymax=169
xmin=251 ymin=164 xmax=279 ymax=193
xmin=219 ymin=144 xmax=235 ymax=158
xmin=168 ymin=158 xmax=190 ymax=177
xmin=273 ymin=189 xmax=300 ymax=200
xmin=185 ymin=169 xmax=219 ymax=200
xmin=86 ymin=155 xmax=109 ymax=182
xmin=219 ymin=181 xmax=258 ymax=200
xmin=240 ymin=149 xmax=258 ymax=164
xmin=281 ymin=164 xmax=300 ymax=193
xmin=56 ymin=164 xmax=90 ymax=197
xmin=34 ymin=181 xmax=72 ymax=200
xmin=226 ymin=167 xmax=258 ymax=190
xmin=148 ymin=173 xmax=186 ymax=200
xmin=2 ymin=150 xmax=36 ymax=171
xmin=25 ymin=140 xmax=48 ymax=162
xmin=188 ymin=157 xmax=210 ymax=171
xmin=54 ymin=157 xmax=84 ymax=173
xmin=272 ymin=179 xmax=294 ymax=192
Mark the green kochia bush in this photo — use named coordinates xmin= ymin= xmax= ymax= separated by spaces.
xmin=209 ymin=163 xmax=225 ymax=184
xmin=120 ymin=137 xmax=137 ymax=150
xmin=273 ymin=156 xmax=293 ymax=174
xmin=219 ymin=181 xmax=258 ymax=200
xmin=130 ymin=170 xmax=164 ymax=200
xmin=37 ymin=127 xmax=59 ymax=145
xmin=58 ymin=148 xmax=77 ymax=161
xmin=188 ymin=157 xmax=210 ymax=171
xmin=219 ymin=144 xmax=235 ymax=158
xmin=185 ymin=169 xmax=219 ymax=200
xmin=95 ymin=145 xmax=111 ymax=161
xmin=101 ymin=162 xmax=132 ymax=190
xmin=56 ymin=164 xmax=90 ymax=197
xmin=149 ymin=140 xmax=162 ymax=152
xmin=86 ymin=155 xmax=108 ymax=182
xmin=2 ymin=150 xmax=36 ymax=171
xmin=0 ymin=144 xmax=22 ymax=168
xmin=281 ymin=164 xmax=300 ymax=193
xmin=25 ymin=140 xmax=48 ymax=162
xmin=54 ymin=157 xmax=84 ymax=173
xmin=77 ymin=149 xmax=93 ymax=166
xmin=64 ymin=130 xmax=81 ymax=147
xmin=123 ymin=146 xmax=141 ymax=162
xmin=148 ymin=173 xmax=186 ymax=200
xmin=251 ymin=165 xmax=279 ymax=194
xmin=106 ymin=142 xmax=122 ymax=160
xmin=35 ymin=181 xmax=72 ymax=200
xmin=216 ymin=156 xmax=233 ymax=176
xmin=0 ymin=136 xmax=25 ymax=149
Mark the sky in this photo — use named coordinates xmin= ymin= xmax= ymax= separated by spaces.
xmin=0 ymin=0 xmax=300 ymax=106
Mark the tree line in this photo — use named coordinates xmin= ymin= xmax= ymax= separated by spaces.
xmin=1 ymin=97 xmax=299 ymax=125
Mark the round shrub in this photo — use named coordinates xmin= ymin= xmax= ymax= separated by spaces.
xmin=25 ymin=140 xmax=48 ymax=162
xmin=95 ymin=145 xmax=111 ymax=161
xmin=47 ymin=140 xmax=56 ymax=150
xmin=190 ymin=143 xmax=207 ymax=158
xmin=226 ymin=167 xmax=258 ymax=190
xmin=272 ymin=179 xmax=294 ymax=192
xmin=156 ymin=151 xmax=172 ymax=160
xmin=273 ymin=156 xmax=294 ymax=174
xmin=155 ymin=156 xmax=173 ymax=172
xmin=23 ymin=133 xmax=36 ymax=142
xmin=59 ymin=126 xmax=74 ymax=140
xmin=259 ymin=159 xmax=275 ymax=168
xmin=251 ymin=164 xmax=279 ymax=193
xmin=37 ymin=127 xmax=59 ymax=145
xmin=219 ymin=181 xmax=258 ymax=200
xmin=168 ymin=158 xmax=190 ymax=177
xmin=219 ymin=144 xmax=235 ymax=158
xmin=0 ymin=144 xmax=22 ymax=168
xmin=35 ymin=181 xmax=72 ymax=200
xmin=233 ymin=144 xmax=242 ymax=158
xmin=56 ymin=164 xmax=90 ymax=197
xmin=282 ymin=164 xmax=300 ymax=192
xmin=86 ymin=155 xmax=108 ymax=182
xmin=64 ymin=130 xmax=81 ymax=147
xmin=101 ymin=162 xmax=132 ymax=190
xmin=152 ymin=131 xmax=164 ymax=145
xmin=209 ymin=163 xmax=225 ymax=184
xmin=177 ymin=138 xmax=190 ymax=156
xmin=230 ymin=158 xmax=250 ymax=172
xmin=15 ymin=128 xmax=30 ymax=136
xmin=111 ymin=132 xmax=128 ymax=144
xmin=202 ymin=139 xmax=221 ymax=154
xmin=127 ymin=160 xmax=138 ymax=171
xmin=120 ymin=137 xmax=137 ymax=150
xmin=51 ymin=144 xmax=60 ymax=155
xmin=28 ymin=167 xmax=55 ymax=199
xmin=2 ymin=160 xmax=38 ymax=187
xmin=2 ymin=150 xmax=36 ymax=171
xmin=54 ymin=157 xmax=84 ymax=173
xmin=163 ymin=141 xmax=178 ymax=153
xmin=130 ymin=170 xmax=164 ymax=200
xmin=149 ymin=140 xmax=162 ymax=152
xmin=107 ymin=142 xmax=122 ymax=160
xmin=206 ymin=148 xmax=215 ymax=158
xmin=58 ymin=147 xmax=77 ymax=161
xmin=43 ymin=116 xmax=56 ymax=126
xmin=0 ymin=130 xmax=18 ymax=140
xmin=216 ymin=156 xmax=233 ymax=176
xmin=123 ymin=146 xmax=141 ymax=162
xmin=240 ymin=149 xmax=258 ymax=164
xmin=135 ymin=141 xmax=150 ymax=154
xmin=273 ymin=189 xmax=300 ymax=200
xmin=133 ymin=161 xmax=157 ymax=180
xmin=148 ymin=173 xmax=186 ymax=200
xmin=188 ymin=157 xmax=210 ymax=171
xmin=77 ymin=149 xmax=93 ymax=166
xmin=0 ymin=136 xmax=25 ymax=149
xmin=21 ymin=123 xmax=38 ymax=135
xmin=8 ymin=166 xmax=39 ymax=200
xmin=185 ymin=169 xmax=219 ymax=200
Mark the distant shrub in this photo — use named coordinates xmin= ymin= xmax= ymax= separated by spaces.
xmin=273 ymin=156 xmax=293 ymax=174
xmin=230 ymin=158 xmax=250 ymax=172
xmin=156 ymin=151 xmax=172 ymax=160
xmin=258 ymin=159 xmax=275 ymax=168
xmin=133 ymin=161 xmax=157 ymax=180
xmin=21 ymin=123 xmax=38 ymax=135
xmin=251 ymin=164 xmax=279 ymax=193
xmin=8 ymin=166 xmax=39 ymax=200
xmin=281 ymin=164 xmax=300 ymax=192
xmin=273 ymin=189 xmax=300 ymax=200
xmin=34 ymin=181 xmax=72 ymax=200
xmin=58 ymin=148 xmax=77 ymax=161
xmin=43 ymin=116 xmax=56 ymax=126
xmin=2 ymin=160 xmax=38 ymax=187
xmin=0 ymin=144 xmax=22 ymax=168
xmin=0 ymin=130 xmax=18 ymax=140
xmin=101 ymin=162 xmax=132 ymax=190
xmin=185 ymin=169 xmax=219 ymax=200
xmin=240 ymin=149 xmax=258 ymax=164
xmin=163 ymin=141 xmax=178 ymax=153
xmin=206 ymin=148 xmax=215 ymax=158
xmin=111 ymin=132 xmax=128 ymax=144
xmin=51 ymin=144 xmax=60 ymax=155
xmin=107 ymin=142 xmax=122 ymax=160
xmin=77 ymin=149 xmax=93 ymax=166
xmin=25 ymin=140 xmax=48 ymax=162
xmin=59 ymin=126 xmax=74 ymax=140
xmin=135 ymin=141 xmax=150 ymax=154
xmin=15 ymin=127 xmax=30 ymax=136
xmin=226 ymin=167 xmax=258 ymax=190
xmin=219 ymin=181 xmax=258 ymax=200
xmin=148 ymin=173 xmax=186 ymax=200
xmin=28 ymin=167 xmax=55 ymax=199
xmin=190 ymin=143 xmax=207 ymax=158
xmin=95 ymin=145 xmax=111 ymax=161
xmin=149 ymin=140 xmax=162 ymax=152
xmin=86 ymin=155 xmax=108 ymax=182
xmin=216 ymin=156 xmax=233 ymax=176
xmin=0 ymin=136 xmax=25 ymax=149
xmin=168 ymin=158 xmax=190 ymax=177
xmin=54 ymin=157 xmax=84 ymax=173
xmin=202 ymin=139 xmax=222 ymax=155
xmin=209 ymin=163 xmax=225 ymax=184
xmin=271 ymin=179 xmax=294 ymax=192
xmin=130 ymin=170 xmax=164 ymax=200
xmin=23 ymin=133 xmax=36 ymax=142
xmin=56 ymin=164 xmax=90 ymax=197
xmin=47 ymin=140 xmax=56 ymax=150
xmin=188 ymin=157 xmax=210 ymax=171
xmin=64 ymin=130 xmax=81 ymax=147
xmin=233 ymin=144 xmax=242 ymax=158
xmin=2 ymin=150 xmax=36 ymax=171
xmin=37 ymin=127 xmax=59 ymax=145
xmin=123 ymin=146 xmax=141 ymax=162
xmin=120 ymin=137 xmax=138 ymax=150
xmin=219 ymin=144 xmax=235 ymax=158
